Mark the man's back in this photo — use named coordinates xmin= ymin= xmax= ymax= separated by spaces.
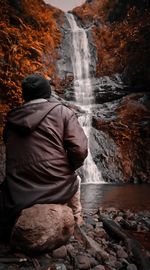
xmin=3 ymin=97 xmax=88 ymax=217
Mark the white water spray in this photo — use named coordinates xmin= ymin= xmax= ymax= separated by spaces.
xmin=66 ymin=13 xmax=104 ymax=183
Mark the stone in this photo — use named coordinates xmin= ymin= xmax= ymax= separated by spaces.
xmin=85 ymin=216 xmax=96 ymax=226
xmin=119 ymin=258 xmax=129 ymax=266
xmin=90 ymin=257 xmax=99 ymax=267
xmin=54 ymin=263 xmax=67 ymax=270
xmin=66 ymin=243 xmax=75 ymax=255
xmin=86 ymin=223 xmax=94 ymax=231
xmin=106 ymin=255 xmax=118 ymax=268
xmin=117 ymin=247 xmax=128 ymax=259
xmin=74 ymin=225 xmax=109 ymax=261
xmin=106 ymin=207 xmax=118 ymax=214
xmin=52 ymin=246 xmax=67 ymax=259
xmin=96 ymin=222 xmax=103 ymax=228
xmin=0 ymin=264 xmax=8 ymax=270
xmin=94 ymin=265 xmax=105 ymax=270
xmin=87 ymin=231 xmax=95 ymax=239
xmin=76 ymin=255 xmax=91 ymax=270
xmin=94 ymin=228 xmax=108 ymax=239
xmin=126 ymin=264 xmax=138 ymax=270
xmin=11 ymin=204 xmax=74 ymax=254
xmin=114 ymin=216 xmax=124 ymax=223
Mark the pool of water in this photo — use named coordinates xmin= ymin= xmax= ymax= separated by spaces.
xmin=81 ymin=183 xmax=150 ymax=251
xmin=81 ymin=183 xmax=150 ymax=212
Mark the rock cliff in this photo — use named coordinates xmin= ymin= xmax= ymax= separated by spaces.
xmin=73 ymin=0 xmax=150 ymax=91
xmin=0 ymin=0 xmax=150 ymax=182
xmin=71 ymin=0 xmax=150 ymax=182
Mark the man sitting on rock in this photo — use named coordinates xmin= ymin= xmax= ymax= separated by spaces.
xmin=0 ymin=73 xmax=88 ymax=239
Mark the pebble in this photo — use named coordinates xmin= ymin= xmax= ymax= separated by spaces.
xmin=126 ymin=263 xmax=138 ymax=270
xmin=90 ymin=257 xmax=99 ymax=267
xmin=106 ymin=255 xmax=117 ymax=268
xmin=86 ymin=223 xmax=94 ymax=230
xmin=66 ymin=243 xmax=74 ymax=255
xmin=76 ymin=254 xmax=91 ymax=269
xmin=96 ymin=222 xmax=103 ymax=228
xmin=85 ymin=216 xmax=96 ymax=226
xmin=52 ymin=246 xmax=67 ymax=259
xmin=106 ymin=207 xmax=118 ymax=214
xmin=54 ymin=263 xmax=67 ymax=270
xmin=119 ymin=258 xmax=129 ymax=265
xmin=0 ymin=264 xmax=7 ymax=270
xmin=1 ymin=208 xmax=150 ymax=270
xmin=94 ymin=265 xmax=105 ymax=270
xmin=94 ymin=228 xmax=108 ymax=239
xmin=117 ymin=248 xmax=128 ymax=259
xmin=114 ymin=216 xmax=124 ymax=223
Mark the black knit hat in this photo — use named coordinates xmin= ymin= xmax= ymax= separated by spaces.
xmin=22 ymin=73 xmax=51 ymax=102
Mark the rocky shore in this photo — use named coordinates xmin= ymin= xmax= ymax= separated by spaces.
xmin=0 ymin=207 xmax=149 ymax=270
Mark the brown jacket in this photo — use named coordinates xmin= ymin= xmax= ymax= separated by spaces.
xmin=2 ymin=97 xmax=88 ymax=217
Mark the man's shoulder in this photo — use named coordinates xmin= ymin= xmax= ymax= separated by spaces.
xmin=48 ymin=95 xmax=74 ymax=116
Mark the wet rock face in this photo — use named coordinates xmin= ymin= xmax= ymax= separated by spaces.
xmin=55 ymin=2 xmax=150 ymax=183
xmin=89 ymin=128 xmax=125 ymax=182
xmin=0 ymin=0 xmax=149 ymax=185
xmin=56 ymin=16 xmax=73 ymax=81
xmin=92 ymin=93 xmax=150 ymax=183
xmin=11 ymin=204 xmax=74 ymax=254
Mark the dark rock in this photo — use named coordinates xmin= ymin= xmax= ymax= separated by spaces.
xmin=85 ymin=216 xmax=96 ymax=226
xmin=116 ymin=247 xmax=128 ymax=259
xmin=94 ymin=265 xmax=105 ymax=270
xmin=76 ymin=254 xmax=91 ymax=269
xmin=89 ymin=127 xmax=125 ymax=183
xmin=96 ymin=222 xmax=103 ymax=228
xmin=106 ymin=255 xmax=117 ymax=268
xmin=92 ymin=92 xmax=150 ymax=183
xmin=0 ymin=264 xmax=8 ymax=270
xmin=54 ymin=263 xmax=67 ymax=270
xmin=52 ymin=246 xmax=67 ymax=259
xmin=126 ymin=264 xmax=138 ymax=270
xmin=90 ymin=257 xmax=99 ymax=267
xmin=66 ymin=243 xmax=75 ymax=255
xmin=94 ymin=228 xmax=108 ymax=239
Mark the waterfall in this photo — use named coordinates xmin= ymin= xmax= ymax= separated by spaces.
xmin=66 ymin=13 xmax=104 ymax=183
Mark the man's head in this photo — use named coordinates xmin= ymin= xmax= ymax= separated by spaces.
xmin=22 ymin=73 xmax=51 ymax=102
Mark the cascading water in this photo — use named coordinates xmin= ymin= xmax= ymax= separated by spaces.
xmin=66 ymin=13 xmax=104 ymax=183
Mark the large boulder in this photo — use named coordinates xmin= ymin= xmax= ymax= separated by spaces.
xmin=11 ymin=204 xmax=75 ymax=254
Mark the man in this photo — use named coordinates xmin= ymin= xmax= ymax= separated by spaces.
xmin=1 ymin=73 xmax=88 ymax=237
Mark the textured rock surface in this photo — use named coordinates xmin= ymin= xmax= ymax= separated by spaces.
xmin=0 ymin=0 xmax=149 ymax=184
xmin=0 ymin=207 xmax=150 ymax=269
xmin=11 ymin=204 xmax=74 ymax=254
xmin=92 ymin=92 xmax=150 ymax=182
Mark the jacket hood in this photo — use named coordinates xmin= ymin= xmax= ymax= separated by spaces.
xmin=7 ymin=97 xmax=60 ymax=135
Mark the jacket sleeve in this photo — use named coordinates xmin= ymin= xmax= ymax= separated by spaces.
xmin=64 ymin=110 xmax=88 ymax=170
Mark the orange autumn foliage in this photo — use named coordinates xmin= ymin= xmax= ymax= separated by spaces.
xmin=0 ymin=0 xmax=62 ymax=108
xmin=74 ymin=0 xmax=150 ymax=79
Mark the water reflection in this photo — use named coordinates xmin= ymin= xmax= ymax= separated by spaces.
xmin=81 ymin=183 xmax=150 ymax=213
